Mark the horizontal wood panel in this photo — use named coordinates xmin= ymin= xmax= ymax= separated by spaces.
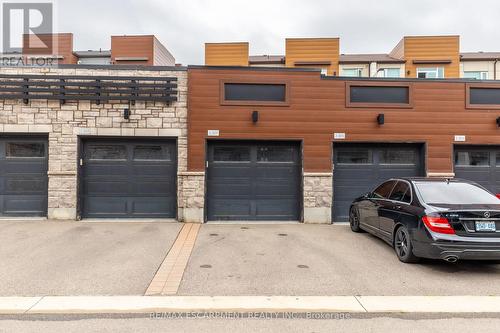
xmin=188 ymin=68 xmax=500 ymax=173
xmin=403 ymin=36 xmax=460 ymax=78
xmin=205 ymin=43 xmax=249 ymax=66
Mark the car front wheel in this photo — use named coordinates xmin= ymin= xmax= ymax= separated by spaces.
xmin=394 ymin=226 xmax=419 ymax=263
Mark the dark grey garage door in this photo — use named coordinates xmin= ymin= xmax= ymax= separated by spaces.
xmin=0 ymin=136 xmax=48 ymax=217
xmin=207 ymin=141 xmax=301 ymax=221
xmin=454 ymin=146 xmax=500 ymax=194
xmin=81 ymin=139 xmax=177 ymax=218
xmin=333 ymin=143 xmax=424 ymax=222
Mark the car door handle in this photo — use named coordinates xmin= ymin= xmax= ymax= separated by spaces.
xmin=394 ymin=205 xmax=402 ymax=210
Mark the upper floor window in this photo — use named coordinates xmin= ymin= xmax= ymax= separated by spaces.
xmin=221 ymin=81 xmax=289 ymax=106
xmin=346 ymin=82 xmax=413 ymax=108
xmin=378 ymin=68 xmax=401 ymax=78
xmin=417 ymin=67 xmax=444 ymax=79
xmin=341 ymin=68 xmax=363 ymax=77
xmin=463 ymin=71 xmax=489 ymax=80
xmin=466 ymin=84 xmax=500 ymax=109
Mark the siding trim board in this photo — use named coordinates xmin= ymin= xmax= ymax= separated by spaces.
xmin=345 ymin=81 xmax=414 ymax=109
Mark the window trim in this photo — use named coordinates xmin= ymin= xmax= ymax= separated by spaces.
xmin=341 ymin=68 xmax=364 ymax=77
xmin=220 ymin=79 xmax=290 ymax=107
xmin=378 ymin=68 xmax=401 ymax=78
xmin=345 ymin=81 xmax=414 ymax=109
xmin=463 ymin=71 xmax=488 ymax=80
xmin=466 ymin=83 xmax=500 ymax=109
xmin=416 ymin=67 xmax=445 ymax=79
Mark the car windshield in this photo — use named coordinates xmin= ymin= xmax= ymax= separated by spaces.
xmin=414 ymin=181 xmax=500 ymax=205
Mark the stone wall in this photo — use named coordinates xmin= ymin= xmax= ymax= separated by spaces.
xmin=0 ymin=66 xmax=188 ymax=220
xmin=178 ymin=172 xmax=205 ymax=223
xmin=303 ymin=172 xmax=333 ymax=224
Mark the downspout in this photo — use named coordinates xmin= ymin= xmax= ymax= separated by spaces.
xmin=494 ymin=59 xmax=499 ymax=80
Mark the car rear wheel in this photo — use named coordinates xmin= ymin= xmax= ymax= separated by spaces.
xmin=349 ymin=207 xmax=363 ymax=233
xmin=394 ymin=226 xmax=419 ymax=263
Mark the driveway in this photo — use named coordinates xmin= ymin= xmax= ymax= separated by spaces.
xmin=0 ymin=221 xmax=182 ymax=296
xmin=178 ymin=224 xmax=500 ymax=296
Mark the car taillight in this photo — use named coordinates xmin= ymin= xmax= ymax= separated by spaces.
xmin=422 ymin=215 xmax=455 ymax=235
xmin=496 ymin=194 xmax=500 ymax=200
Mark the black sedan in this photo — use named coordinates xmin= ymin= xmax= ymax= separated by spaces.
xmin=349 ymin=178 xmax=500 ymax=263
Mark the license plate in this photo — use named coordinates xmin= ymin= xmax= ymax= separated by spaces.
xmin=475 ymin=221 xmax=497 ymax=232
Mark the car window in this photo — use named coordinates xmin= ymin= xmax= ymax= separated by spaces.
xmin=414 ymin=181 xmax=500 ymax=205
xmin=388 ymin=181 xmax=411 ymax=203
xmin=372 ymin=181 xmax=397 ymax=199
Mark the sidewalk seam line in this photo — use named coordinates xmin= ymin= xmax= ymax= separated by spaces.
xmin=24 ymin=296 xmax=44 ymax=314
xmin=354 ymin=296 xmax=368 ymax=313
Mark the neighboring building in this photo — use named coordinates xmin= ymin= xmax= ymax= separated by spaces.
xmin=205 ymin=35 xmax=500 ymax=80
xmin=0 ymin=33 xmax=176 ymax=67
xmin=460 ymin=52 xmax=500 ymax=80
xmin=188 ymin=65 xmax=500 ymax=223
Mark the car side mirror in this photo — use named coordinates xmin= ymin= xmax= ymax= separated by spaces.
xmin=363 ymin=192 xmax=371 ymax=199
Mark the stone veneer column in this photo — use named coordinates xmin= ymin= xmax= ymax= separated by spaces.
xmin=178 ymin=172 xmax=205 ymax=223
xmin=303 ymin=172 xmax=333 ymax=224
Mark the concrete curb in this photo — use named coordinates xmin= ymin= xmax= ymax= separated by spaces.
xmin=1 ymin=296 xmax=500 ymax=314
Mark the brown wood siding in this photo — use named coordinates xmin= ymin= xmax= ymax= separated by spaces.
xmin=285 ymin=38 xmax=340 ymax=76
xmin=188 ymin=67 xmax=500 ymax=174
xmin=403 ymin=36 xmax=460 ymax=78
xmin=205 ymin=43 xmax=249 ymax=66
xmin=111 ymin=35 xmax=154 ymax=65
xmin=153 ymin=36 xmax=175 ymax=66
xmin=23 ymin=33 xmax=77 ymax=64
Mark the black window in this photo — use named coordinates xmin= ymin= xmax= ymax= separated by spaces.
xmin=337 ymin=150 xmax=371 ymax=164
xmin=224 ymin=83 xmax=286 ymax=102
xmin=372 ymin=180 xmax=396 ymax=199
xmin=388 ymin=181 xmax=411 ymax=203
xmin=415 ymin=181 xmax=499 ymax=205
xmin=213 ymin=147 xmax=250 ymax=162
xmin=380 ymin=149 xmax=416 ymax=165
xmin=350 ymin=86 xmax=409 ymax=104
xmin=6 ymin=142 xmax=45 ymax=158
xmin=257 ymin=146 xmax=294 ymax=162
xmin=133 ymin=145 xmax=171 ymax=161
xmin=469 ymin=88 xmax=500 ymax=105
xmin=88 ymin=145 xmax=127 ymax=160
xmin=455 ymin=151 xmax=489 ymax=166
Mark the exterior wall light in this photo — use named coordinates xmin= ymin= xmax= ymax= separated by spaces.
xmin=377 ymin=113 xmax=385 ymax=125
xmin=252 ymin=111 xmax=259 ymax=123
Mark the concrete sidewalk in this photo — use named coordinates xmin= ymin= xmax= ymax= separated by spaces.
xmin=2 ymin=296 xmax=500 ymax=314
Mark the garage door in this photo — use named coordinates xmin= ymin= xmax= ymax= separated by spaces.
xmin=454 ymin=146 xmax=500 ymax=194
xmin=81 ymin=139 xmax=177 ymax=218
xmin=206 ymin=141 xmax=301 ymax=221
xmin=0 ymin=136 xmax=48 ymax=217
xmin=333 ymin=143 xmax=424 ymax=222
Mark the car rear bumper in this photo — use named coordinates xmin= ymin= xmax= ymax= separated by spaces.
xmin=414 ymin=238 xmax=500 ymax=260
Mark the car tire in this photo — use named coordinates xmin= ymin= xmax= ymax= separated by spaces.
xmin=394 ymin=226 xmax=419 ymax=263
xmin=349 ymin=207 xmax=363 ymax=233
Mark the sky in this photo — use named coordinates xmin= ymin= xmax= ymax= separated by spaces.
xmin=55 ymin=0 xmax=500 ymax=65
